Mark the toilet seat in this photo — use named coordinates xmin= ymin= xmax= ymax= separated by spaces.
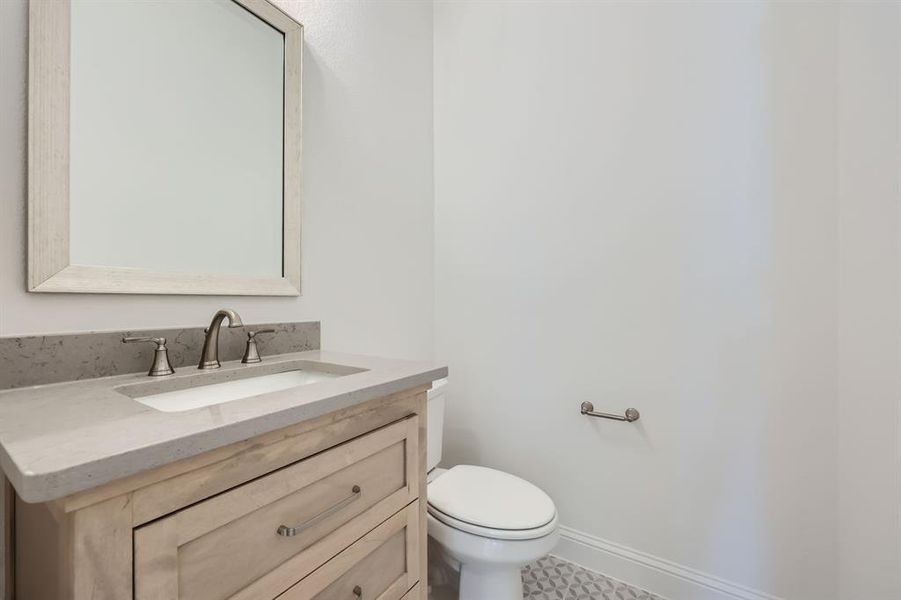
xmin=427 ymin=465 xmax=557 ymax=541
xmin=428 ymin=503 xmax=558 ymax=540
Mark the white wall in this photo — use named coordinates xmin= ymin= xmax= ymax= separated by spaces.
xmin=837 ymin=4 xmax=901 ymax=600
xmin=0 ymin=1 xmax=434 ymax=595
xmin=434 ymin=2 xmax=899 ymax=599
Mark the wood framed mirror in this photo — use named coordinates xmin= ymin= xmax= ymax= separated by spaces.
xmin=28 ymin=0 xmax=302 ymax=296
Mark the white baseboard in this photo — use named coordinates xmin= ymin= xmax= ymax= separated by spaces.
xmin=553 ymin=526 xmax=785 ymax=600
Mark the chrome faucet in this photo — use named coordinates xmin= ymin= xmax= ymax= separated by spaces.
xmin=198 ymin=309 xmax=244 ymax=369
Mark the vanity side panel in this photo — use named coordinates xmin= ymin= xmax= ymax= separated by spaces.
xmin=15 ymin=497 xmax=66 ymax=600
xmin=416 ymin=393 xmax=428 ymax=599
xmin=2 ymin=477 xmax=13 ymax=600
xmin=69 ymin=495 xmax=133 ymax=599
xmin=18 ymin=493 xmax=136 ymax=599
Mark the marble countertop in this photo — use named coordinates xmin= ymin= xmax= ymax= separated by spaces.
xmin=0 ymin=350 xmax=447 ymax=503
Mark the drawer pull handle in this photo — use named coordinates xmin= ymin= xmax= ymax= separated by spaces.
xmin=353 ymin=585 xmax=362 ymax=597
xmin=277 ymin=485 xmax=362 ymax=537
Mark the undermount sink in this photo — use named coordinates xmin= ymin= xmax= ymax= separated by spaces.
xmin=118 ymin=362 xmax=361 ymax=413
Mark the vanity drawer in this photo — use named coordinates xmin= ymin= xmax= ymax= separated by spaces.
xmin=134 ymin=416 xmax=420 ymax=600
xmin=277 ymin=502 xmax=420 ymax=600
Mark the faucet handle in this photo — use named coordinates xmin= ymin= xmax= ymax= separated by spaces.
xmin=122 ymin=336 xmax=175 ymax=377
xmin=247 ymin=329 xmax=275 ymax=339
xmin=123 ymin=336 xmax=163 ymax=345
xmin=242 ymin=329 xmax=276 ymax=364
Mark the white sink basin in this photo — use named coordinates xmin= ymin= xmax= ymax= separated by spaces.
xmin=132 ymin=369 xmax=340 ymax=413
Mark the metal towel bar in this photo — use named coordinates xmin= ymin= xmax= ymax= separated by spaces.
xmin=580 ymin=402 xmax=640 ymax=422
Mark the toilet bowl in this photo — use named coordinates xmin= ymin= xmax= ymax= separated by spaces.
xmin=426 ymin=381 xmax=559 ymax=600
xmin=427 ymin=465 xmax=559 ymax=599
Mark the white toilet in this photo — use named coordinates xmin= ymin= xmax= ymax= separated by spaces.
xmin=426 ymin=379 xmax=560 ymax=600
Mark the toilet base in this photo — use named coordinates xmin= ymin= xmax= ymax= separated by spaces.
xmin=427 ymin=512 xmax=559 ymax=600
xmin=459 ymin=564 xmax=523 ymax=600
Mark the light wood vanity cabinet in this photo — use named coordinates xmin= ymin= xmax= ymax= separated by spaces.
xmin=14 ymin=386 xmax=429 ymax=600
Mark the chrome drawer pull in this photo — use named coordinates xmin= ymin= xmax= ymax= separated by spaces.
xmin=353 ymin=585 xmax=362 ymax=597
xmin=277 ymin=485 xmax=362 ymax=537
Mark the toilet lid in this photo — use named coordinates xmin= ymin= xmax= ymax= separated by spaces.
xmin=427 ymin=465 xmax=556 ymax=531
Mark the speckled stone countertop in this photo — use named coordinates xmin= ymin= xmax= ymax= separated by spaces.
xmin=0 ymin=351 xmax=446 ymax=503
xmin=0 ymin=321 xmax=320 ymax=390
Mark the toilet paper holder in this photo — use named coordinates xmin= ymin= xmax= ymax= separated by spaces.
xmin=580 ymin=402 xmax=640 ymax=422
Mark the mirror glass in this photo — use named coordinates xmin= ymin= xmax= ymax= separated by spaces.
xmin=68 ymin=0 xmax=285 ymax=278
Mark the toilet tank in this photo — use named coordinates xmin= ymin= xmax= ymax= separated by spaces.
xmin=426 ymin=378 xmax=447 ymax=472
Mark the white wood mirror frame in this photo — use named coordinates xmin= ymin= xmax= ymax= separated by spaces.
xmin=28 ymin=0 xmax=303 ymax=296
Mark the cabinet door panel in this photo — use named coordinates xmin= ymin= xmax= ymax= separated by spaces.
xmin=134 ymin=416 xmax=419 ymax=600
xmin=276 ymin=502 xmax=420 ymax=600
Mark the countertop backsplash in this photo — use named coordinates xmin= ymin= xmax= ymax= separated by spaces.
xmin=0 ymin=321 xmax=320 ymax=390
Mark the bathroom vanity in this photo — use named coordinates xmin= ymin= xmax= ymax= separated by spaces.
xmin=10 ymin=0 xmax=450 ymax=595
xmin=0 ymin=345 xmax=445 ymax=600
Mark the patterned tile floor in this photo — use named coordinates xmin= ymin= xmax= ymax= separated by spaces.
xmin=522 ymin=556 xmax=665 ymax=600
xmin=429 ymin=550 xmax=665 ymax=600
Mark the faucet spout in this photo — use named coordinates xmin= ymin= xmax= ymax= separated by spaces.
xmin=198 ymin=309 xmax=244 ymax=369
